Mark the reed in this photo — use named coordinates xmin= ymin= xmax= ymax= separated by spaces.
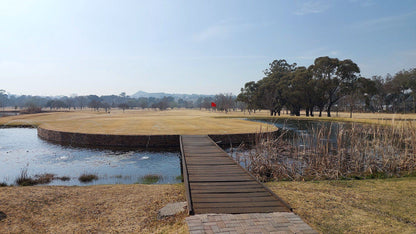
xmin=140 ymin=174 xmax=162 ymax=184
xmin=15 ymin=170 xmax=64 ymax=186
xmin=236 ymin=120 xmax=416 ymax=181
xmin=78 ymin=173 xmax=99 ymax=183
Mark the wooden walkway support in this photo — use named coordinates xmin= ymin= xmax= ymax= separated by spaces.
xmin=180 ymin=135 xmax=291 ymax=215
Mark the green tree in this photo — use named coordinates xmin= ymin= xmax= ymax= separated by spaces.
xmin=0 ymin=90 xmax=8 ymax=110
xmin=258 ymin=59 xmax=296 ymax=116
xmin=118 ymin=103 xmax=129 ymax=112
xmin=237 ymin=81 xmax=259 ymax=114
xmin=311 ymin=57 xmax=360 ymax=117
xmin=286 ymin=67 xmax=313 ymax=116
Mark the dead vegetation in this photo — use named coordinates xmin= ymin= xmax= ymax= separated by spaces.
xmin=268 ymin=177 xmax=416 ymax=233
xmin=0 ymin=184 xmax=187 ymax=233
xmin=236 ymin=120 xmax=416 ymax=181
xmin=14 ymin=169 xmax=69 ymax=186
xmin=78 ymin=173 xmax=99 ymax=183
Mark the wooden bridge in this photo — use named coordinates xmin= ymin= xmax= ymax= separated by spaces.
xmin=180 ymin=135 xmax=292 ymax=215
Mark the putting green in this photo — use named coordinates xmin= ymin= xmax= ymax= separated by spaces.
xmin=0 ymin=109 xmax=277 ymax=135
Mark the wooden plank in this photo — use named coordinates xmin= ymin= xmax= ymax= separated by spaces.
xmin=193 ymin=201 xmax=282 ymax=208
xmin=190 ymin=181 xmax=260 ymax=186
xmin=180 ymin=135 xmax=292 ymax=214
xmin=188 ymin=174 xmax=252 ymax=179
xmin=190 ymin=188 xmax=267 ymax=194
xmin=194 ymin=207 xmax=290 ymax=214
xmin=190 ymin=184 xmax=263 ymax=190
xmin=188 ymin=173 xmax=248 ymax=177
xmin=190 ymin=196 xmax=277 ymax=203
xmin=191 ymin=192 xmax=273 ymax=199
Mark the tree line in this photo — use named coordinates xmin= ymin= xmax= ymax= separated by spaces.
xmin=0 ymin=90 xmax=238 ymax=113
xmin=237 ymin=57 xmax=416 ymax=117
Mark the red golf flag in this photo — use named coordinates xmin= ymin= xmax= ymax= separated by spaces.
xmin=211 ymin=102 xmax=217 ymax=107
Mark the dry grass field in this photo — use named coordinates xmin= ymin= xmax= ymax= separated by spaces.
xmin=2 ymin=109 xmax=416 ymax=134
xmin=0 ymin=109 xmax=276 ymax=135
xmin=226 ymin=109 xmax=416 ymax=126
xmin=2 ymin=109 xmax=416 ymax=233
xmin=2 ymin=179 xmax=415 ymax=233
xmin=268 ymin=177 xmax=416 ymax=233
xmin=0 ymin=184 xmax=187 ymax=233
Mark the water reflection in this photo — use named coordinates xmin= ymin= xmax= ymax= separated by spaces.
xmin=250 ymin=118 xmax=346 ymax=148
xmin=0 ymin=111 xmax=19 ymax=117
xmin=0 ymin=128 xmax=181 ymax=186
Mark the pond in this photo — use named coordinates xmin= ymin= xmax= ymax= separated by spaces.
xmin=0 ymin=128 xmax=181 ymax=186
xmin=0 ymin=111 xmax=19 ymax=117
xmin=250 ymin=118 xmax=345 ymax=147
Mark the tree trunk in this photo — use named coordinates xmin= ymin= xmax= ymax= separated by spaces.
xmin=306 ymin=107 xmax=309 ymax=117
xmin=349 ymin=105 xmax=353 ymax=118
xmin=327 ymin=103 xmax=332 ymax=117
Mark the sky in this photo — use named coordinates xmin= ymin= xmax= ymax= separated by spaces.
xmin=1 ymin=0 xmax=415 ymax=96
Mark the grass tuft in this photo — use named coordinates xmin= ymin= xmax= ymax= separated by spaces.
xmin=78 ymin=174 xmax=99 ymax=183
xmin=56 ymin=176 xmax=70 ymax=181
xmin=15 ymin=170 xmax=60 ymax=186
xmin=15 ymin=168 xmax=37 ymax=186
xmin=34 ymin=173 xmax=55 ymax=184
xmin=140 ymin=174 xmax=162 ymax=184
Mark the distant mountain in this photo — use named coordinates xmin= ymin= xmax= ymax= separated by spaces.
xmin=130 ymin=90 xmax=213 ymax=101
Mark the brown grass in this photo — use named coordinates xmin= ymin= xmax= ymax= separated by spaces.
xmin=236 ymin=120 xmax=416 ymax=181
xmin=0 ymin=184 xmax=187 ymax=233
xmin=226 ymin=110 xmax=416 ymax=127
xmin=0 ymin=109 xmax=276 ymax=135
xmin=267 ymin=177 xmax=416 ymax=233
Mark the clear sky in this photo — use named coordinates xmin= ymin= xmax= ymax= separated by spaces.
xmin=1 ymin=0 xmax=415 ymax=96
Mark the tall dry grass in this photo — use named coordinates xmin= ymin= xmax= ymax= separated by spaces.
xmin=236 ymin=120 xmax=416 ymax=181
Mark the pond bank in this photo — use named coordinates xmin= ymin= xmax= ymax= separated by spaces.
xmin=0 ymin=128 xmax=181 ymax=186
xmin=37 ymin=126 xmax=277 ymax=149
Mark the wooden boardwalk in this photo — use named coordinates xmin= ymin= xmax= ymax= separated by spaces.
xmin=180 ymin=135 xmax=292 ymax=215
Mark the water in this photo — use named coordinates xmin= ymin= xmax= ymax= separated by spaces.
xmin=0 ymin=128 xmax=181 ymax=186
xmin=250 ymin=118 xmax=344 ymax=148
xmin=0 ymin=111 xmax=19 ymax=117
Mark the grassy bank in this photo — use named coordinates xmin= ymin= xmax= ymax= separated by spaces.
xmin=268 ymin=177 xmax=416 ymax=233
xmin=0 ymin=184 xmax=187 ymax=233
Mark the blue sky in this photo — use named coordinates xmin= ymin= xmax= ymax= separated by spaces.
xmin=1 ymin=0 xmax=415 ymax=96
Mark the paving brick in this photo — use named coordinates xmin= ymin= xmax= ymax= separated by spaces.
xmin=186 ymin=213 xmax=316 ymax=234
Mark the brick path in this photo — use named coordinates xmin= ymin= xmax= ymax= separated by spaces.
xmin=186 ymin=212 xmax=317 ymax=234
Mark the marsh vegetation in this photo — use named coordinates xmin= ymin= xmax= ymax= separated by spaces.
xmin=235 ymin=120 xmax=416 ymax=182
